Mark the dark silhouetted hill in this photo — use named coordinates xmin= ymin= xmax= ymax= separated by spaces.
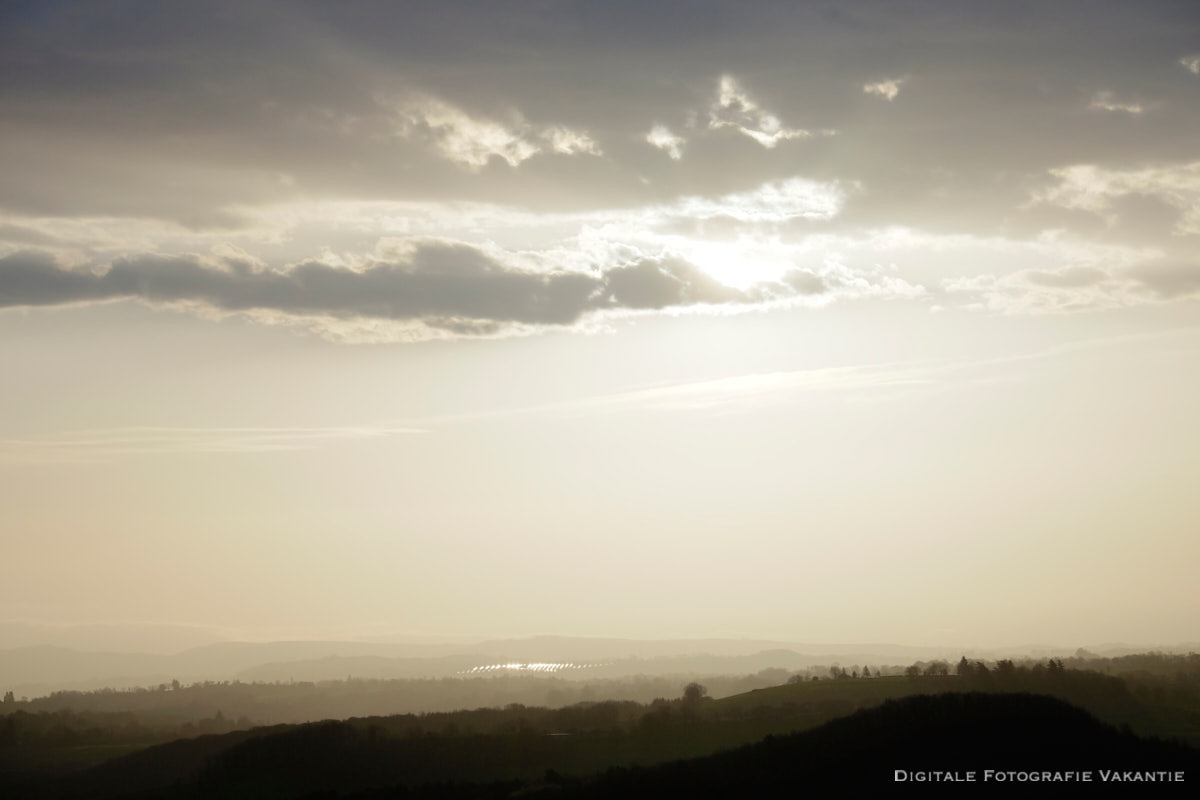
xmin=565 ymin=692 xmax=1198 ymax=797
xmin=15 ymin=692 xmax=1195 ymax=798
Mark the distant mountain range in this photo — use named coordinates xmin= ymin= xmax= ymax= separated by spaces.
xmin=3 ymin=633 xmax=1196 ymax=698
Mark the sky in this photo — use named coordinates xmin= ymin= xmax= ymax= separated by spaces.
xmin=2 ymin=0 xmax=1199 ymax=651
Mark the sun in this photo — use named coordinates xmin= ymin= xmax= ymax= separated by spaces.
xmin=675 ymin=237 xmax=794 ymax=291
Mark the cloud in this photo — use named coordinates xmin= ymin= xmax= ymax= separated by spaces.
xmin=661 ymin=177 xmax=843 ymax=224
xmin=782 ymin=270 xmax=828 ymax=295
xmin=24 ymin=170 xmax=1192 ymax=337
xmin=598 ymin=258 xmax=746 ymax=309
xmin=0 ymin=172 xmax=851 ymax=339
xmin=560 ymin=328 xmax=1200 ymax=415
xmin=0 ymin=425 xmax=425 ymax=462
xmin=1 ymin=245 xmax=594 ymax=324
xmin=1088 ymin=91 xmax=1144 ymax=115
xmin=1181 ymin=55 xmax=1200 ymax=75
xmin=0 ymin=250 xmax=108 ymax=305
xmin=707 ymin=75 xmax=818 ymax=148
xmin=1030 ymin=162 xmax=1200 ymax=234
xmin=1022 ymin=266 xmax=1107 ymax=288
xmin=2 ymin=0 xmax=1195 ymax=245
xmin=391 ymin=95 xmax=600 ymax=169
xmin=0 ymin=243 xmax=812 ymax=341
xmin=863 ymin=77 xmax=905 ymax=101
xmin=942 ymin=266 xmax=1137 ymax=314
xmin=1 ymin=176 xmax=954 ymax=342
xmin=646 ymin=125 xmax=685 ymax=160
xmin=1126 ymin=258 xmax=1200 ymax=298
xmin=420 ymin=326 xmax=1200 ymax=425
xmin=578 ymin=362 xmax=932 ymax=414
xmin=18 ymin=161 xmax=1200 ymax=339
xmin=542 ymin=126 xmax=602 ymax=156
xmin=2 ymin=2 xmax=1196 ymax=219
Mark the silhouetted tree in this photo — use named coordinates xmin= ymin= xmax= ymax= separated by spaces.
xmin=682 ymin=683 xmax=708 ymax=704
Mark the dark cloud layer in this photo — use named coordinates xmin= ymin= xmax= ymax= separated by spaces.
xmin=1 ymin=0 xmax=1197 ymax=335
xmin=2 ymin=1 xmax=1198 ymax=229
xmin=1023 ymin=266 xmax=1108 ymax=289
xmin=1127 ymin=259 xmax=1200 ymax=298
xmin=0 ymin=246 xmax=782 ymax=333
xmin=601 ymin=259 xmax=746 ymax=309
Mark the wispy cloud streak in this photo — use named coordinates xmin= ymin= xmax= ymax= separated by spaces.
xmin=0 ymin=425 xmax=424 ymax=462
xmin=421 ymin=326 xmax=1200 ymax=424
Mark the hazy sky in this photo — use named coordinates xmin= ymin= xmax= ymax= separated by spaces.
xmin=2 ymin=1 xmax=1199 ymax=650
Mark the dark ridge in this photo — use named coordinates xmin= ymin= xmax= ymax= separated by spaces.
xmin=9 ymin=691 xmax=1196 ymax=798
xmin=564 ymin=692 xmax=1199 ymax=797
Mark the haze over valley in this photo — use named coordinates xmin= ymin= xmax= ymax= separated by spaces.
xmin=3 ymin=1 xmax=1199 ymax=794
